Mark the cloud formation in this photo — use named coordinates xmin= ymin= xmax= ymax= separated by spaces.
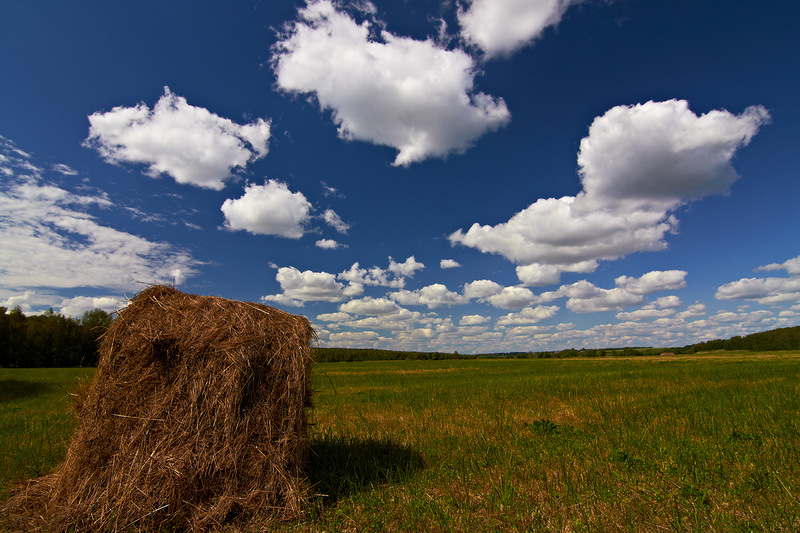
xmin=338 ymin=256 xmax=424 ymax=289
xmin=316 ymin=238 xmax=344 ymax=250
xmin=451 ymin=100 xmax=770 ymax=281
xmin=496 ymin=305 xmax=559 ymax=326
xmin=458 ymin=0 xmax=574 ymax=57
xmin=0 ymin=137 xmax=198 ymax=292
xmin=85 ymin=87 xmax=271 ymax=190
xmin=614 ymin=270 xmax=687 ymax=295
xmin=59 ymin=296 xmax=124 ymax=317
xmin=272 ymin=0 xmax=510 ymax=166
xmin=716 ymin=276 xmax=800 ymax=305
xmin=716 ymin=255 xmax=800 ymax=305
xmin=322 ymin=209 xmax=350 ymax=233
xmin=221 ymin=180 xmax=311 ymax=238
xmin=390 ymin=283 xmax=468 ymax=308
xmin=262 ymin=266 xmax=352 ymax=307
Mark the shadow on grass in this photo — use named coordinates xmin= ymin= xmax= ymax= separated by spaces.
xmin=0 ymin=380 xmax=56 ymax=402
xmin=307 ymin=435 xmax=424 ymax=505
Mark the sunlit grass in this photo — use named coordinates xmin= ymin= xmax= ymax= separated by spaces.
xmin=302 ymin=355 xmax=800 ymax=532
xmin=2 ymin=354 xmax=799 ymax=531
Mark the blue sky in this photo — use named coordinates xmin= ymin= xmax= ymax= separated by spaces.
xmin=2 ymin=0 xmax=799 ymax=353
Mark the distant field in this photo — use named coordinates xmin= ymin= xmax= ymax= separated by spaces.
xmin=2 ymin=353 xmax=799 ymax=531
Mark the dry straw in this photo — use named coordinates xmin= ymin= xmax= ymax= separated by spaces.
xmin=2 ymin=286 xmax=314 ymax=532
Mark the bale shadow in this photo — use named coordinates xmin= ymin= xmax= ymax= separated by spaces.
xmin=0 ymin=380 xmax=56 ymax=402
xmin=307 ymin=435 xmax=424 ymax=505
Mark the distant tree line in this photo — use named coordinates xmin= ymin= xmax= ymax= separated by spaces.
xmin=312 ymin=347 xmax=483 ymax=363
xmin=517 ymin=347 xmax=660 ymax=359
xmin=677 ymin=326 xmax=800 ymax=353
xmin=518 ymin=326 xmax=800 ymax=359
xmin=0 ymin=307 xmax=112 ymax=367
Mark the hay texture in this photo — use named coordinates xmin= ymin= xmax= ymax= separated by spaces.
xmin=2 ymin=286 xmax=314 ymax=532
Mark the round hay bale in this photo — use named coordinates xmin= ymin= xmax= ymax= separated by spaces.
xmin=2 ymin=286 xmax=314 ymax=532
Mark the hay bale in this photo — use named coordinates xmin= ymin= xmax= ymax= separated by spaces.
xmin=2 ymin=286 xmax=314 ymax=532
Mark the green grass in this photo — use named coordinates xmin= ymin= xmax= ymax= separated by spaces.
xmin=0 ymin=368 xmax=92 ymax=494
xmin=2 ymin=354 xmax=799 ymax=531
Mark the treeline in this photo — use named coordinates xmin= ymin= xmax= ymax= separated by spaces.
xmin=518 ymin=347 xmax=661 ymax=359
xmin=313 ymin=347 xmax=483 ymax=363
xmin=520 ymin=326 xmax=800 ymax=359
xmin=678 ymin=325 xmax=800 ymax=353
xmin=0 ymin=307 xmax=112 ymax=367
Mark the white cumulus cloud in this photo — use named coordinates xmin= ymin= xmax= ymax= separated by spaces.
xmin=485 ymin=286 xmax=538 ymax=310
xmin=340 ymin=296 xmax=403 ymax=315
xmin=390 ymin=283 xmax=468 ymax=308
xmin=262 ymin=266 xmax=348 ymax=306
xmin=497 ymin=305 xmax=559 ymax=326
xmin=614 ymin=270 xmax=687 ymax=295
xmin=516 ymin=260 xmax=597 ymax=287
xmin=757 ymin=254 xmax=800 ymax=275
xmin=542 ymin=280 xmax=644 ymax=313
xmin=388 ymin=256 xmax=425 ymax=278
xmin=460 ymin=314 xmax=490 ymax=325
xmin=221 ymin=180 xmax=311 ymax=238
xmin=316 ymin=239 xmax=345 ymax=250
xmin=272 ymin=0 xmax=510 ymax=166
xmin=59 ymin=296 xmax=124 ymax=318
xmin=451 ymin=100 xmax=770 ymax=276
xmin=716 ymin=276 xmax=800 ymax=305
xmin=458 ymin=0 xmax=574 ymax=57
xmin=463 ymin=279 xmax=504 ymax=299
xmin=85 ymin=87 xmax=271 ymax=190
xmin=337 ymin=257 xmax=424 ymax=290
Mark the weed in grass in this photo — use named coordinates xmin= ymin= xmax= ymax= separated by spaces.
xmin=527 ymin=418 xmax=560 ymax=435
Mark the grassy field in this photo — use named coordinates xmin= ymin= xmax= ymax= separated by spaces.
xmin=2 ymin=353 xmax=799 ymax=531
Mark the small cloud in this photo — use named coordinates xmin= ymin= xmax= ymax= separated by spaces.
xmin=496 ymin=305 xmax=559 ymax=325
xmin=458 ymin=0 xmax=575 ymax=57
xmin=485 ymin=287 xmax=538 ymax=310
xmin=757 ymin=254 xmax=800 ymax=275
xmin=615 ymin=270 xmax=687 ymax=295
xmin=85 ymin=87 xmax=271 ymax=190
xmin=390 ymin=284 xmax=468 ymax=309
xmin=59 ymin=296 xmax=123 ymax=317
xmin=264 ymin=266 xmax=348 ymax=304
xmin=388 ymin=256 xmax=425 ymax=278
xmin=322 ymin=209 xmax=350 ymax=234
xmin=463 ymin=279 xmax=503 ymax=299
xmin=316 ymin=239 xmax=345 ymax=250
xmin=440 ymin=259 xmax=461 ymax=269
xmin=460 ymin=314 xmax=490 ymax=326
xmin=221 ymin=180 xmax=311 ymax=238
xmin=340 ymin=296 xmax=403 ymax=316
xmin=51 ymin=163 xmax=79 ymax=176
xmin=321 ymin=181 xmax=345 ymax=198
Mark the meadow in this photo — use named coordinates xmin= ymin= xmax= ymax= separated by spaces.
xmin=2 ymin=353 xmax=799 ymax=532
